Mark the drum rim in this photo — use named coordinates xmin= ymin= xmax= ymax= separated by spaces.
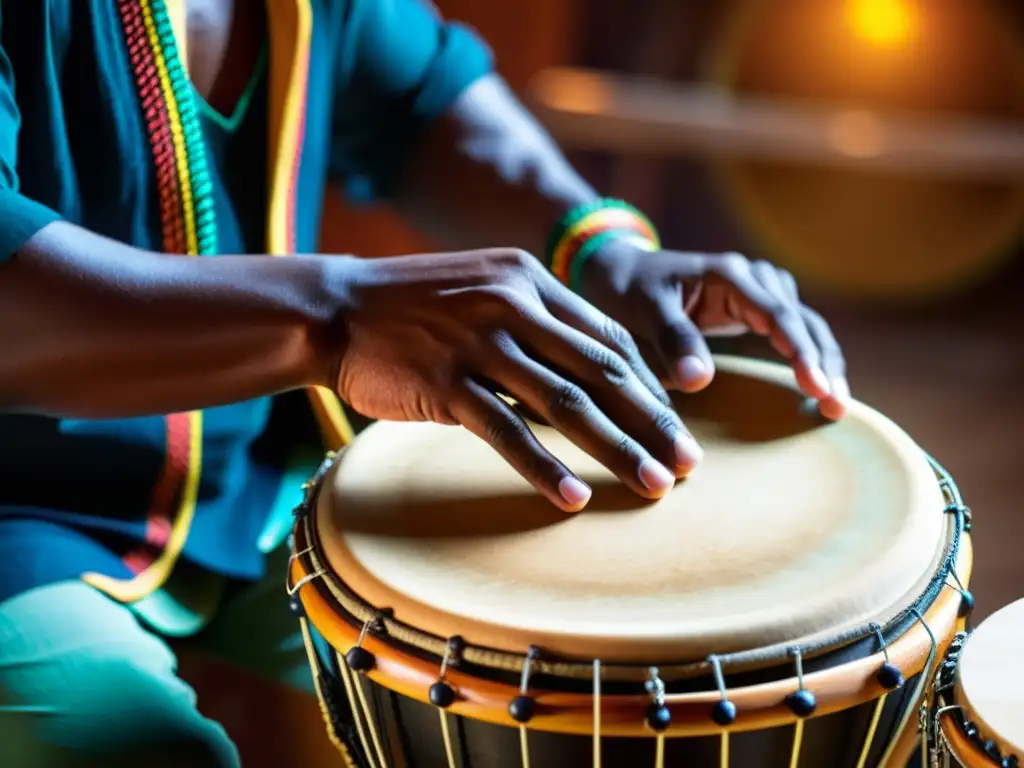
xmin=311 ymin=356 xmax=953 ymax=662
xmin=296 ymin=478 xmax=963 ymax=681
xmin=290 ymin=514 xmax=972 ymax=737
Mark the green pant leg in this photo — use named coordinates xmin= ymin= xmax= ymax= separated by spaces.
xmin=0 ymin=581 xmax=240 ymax=768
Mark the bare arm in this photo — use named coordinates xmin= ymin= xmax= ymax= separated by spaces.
xmin=0 ymin=221 xmax=346 ymax=418
xmin=395 ymin=74 xmax=597 ymax=255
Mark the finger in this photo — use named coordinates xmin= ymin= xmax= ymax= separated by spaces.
xmin=648 ymin=285 xmax=716 ymax=394
xmin=777 ymin=268 xmax=850 ymax=419
xmin=801 ymin=306 xmax=850 ymax=420
xmin=451 ymin=378 xmax=592 ymax=513
xmin=721 ymin=259 xmax=829 ymax=400
xmin=484 ymin=339 xmax=680 ymax=497
xmin=750 ymin=262 xmax=799 ymax=358
xmin=537 ymin=275 xmax=672 ymax=408
xmin=506 ymin=305 xmax=702 ymax=477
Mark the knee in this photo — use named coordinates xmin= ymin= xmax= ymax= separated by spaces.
xmin=2 ymin=649 xmax=240 ymax=768
xmin=0 ymin=585 xmax=239 ymax=768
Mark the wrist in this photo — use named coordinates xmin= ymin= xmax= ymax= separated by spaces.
xmin=544 ymin=198 xmax=659 ymax=294
xmin=300 ymin=255 xmax=363 ymax=390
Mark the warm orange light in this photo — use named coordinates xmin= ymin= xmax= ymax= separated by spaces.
xmin=846 ymin=0 xmax=915 ymax=47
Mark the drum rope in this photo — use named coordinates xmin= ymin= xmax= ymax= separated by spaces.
xmin=854 ymin=695 xmax=889 ymax=768
xmin=337 ymin=652 xmax=383 ymax=768
xmin=515 ymin=647 xmax=539 ymax=768
xmin=437 ymin=710 xmax=458 ymax=768
xmin=709 ymin=656 xmax=732 ymax=768
xmin=878 ymin=606 xmax=939 ymax=768
xmin=290 ymin=453 xmax=965 ymax=685
xmin=351 ymin=665 xmax=390 ymax=768
xmin=787 ymin=649 xmax=808 ymax=768
xmin=788 ymin=720 xmax=805 ymax=768
xmin=592 ymin=659 xmax=602 ymax=768
xmin=519 ymin=726 xmax=530 ymax=768
xmin=288 ymin=451 xmax=970 ymax=765
xmin=654 ymin=735 xmax=665 ymax=768
xmin=298 ymin=617 xmax=359 ymax=768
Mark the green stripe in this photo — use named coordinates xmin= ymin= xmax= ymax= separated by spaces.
xmin=149 ymin=0 xmax=219 ymax=256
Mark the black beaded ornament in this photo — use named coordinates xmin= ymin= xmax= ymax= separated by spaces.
xmin=429 ymin=681 xmax=456 ymax=708
xmin=711 ymin=699 xmax=737 ymax=726
xmin=509 ymin=695 xmax=535 ymax=723
xmin=509 ymin=646 xmax=541 ymax=724
xmin=958 ymin=589 xmax=975 ymax=618
xmin=876 ymin=663 xmax=904 ymax=690
xmin=646 ymin=702 xmax=672 ymax=733
xmin=287 ymin=594 xmax=305 ymax=618
xmin=345 ymin=646 xmax=375 ymax=673
xmin=786 ymin=689 xmax=817 ymax=718
xmin=430 ymin=636 xmax=464 ymax=709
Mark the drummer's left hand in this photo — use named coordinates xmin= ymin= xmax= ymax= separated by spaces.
xmin=577 ymin=239 xmax=849 ymax=421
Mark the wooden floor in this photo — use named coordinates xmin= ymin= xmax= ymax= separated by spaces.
xmin=808 ymin=268 xmax=1024 ymax=625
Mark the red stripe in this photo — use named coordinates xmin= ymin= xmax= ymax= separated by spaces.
xmin=114 ymin=0 xmax=195 ymax=579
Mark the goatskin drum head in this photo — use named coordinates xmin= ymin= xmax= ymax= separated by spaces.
xmin=955 ymin=598 xmax=1024 ymax=759
xmin=314 ymin=356 xmax=946 ymax=662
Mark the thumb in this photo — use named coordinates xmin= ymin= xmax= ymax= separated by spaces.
xmin=652 ymin=291 xmax=715 ymax=393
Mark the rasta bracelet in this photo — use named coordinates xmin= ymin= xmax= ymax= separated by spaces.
xmin=546 ymin=199 xmax=661 ymax=292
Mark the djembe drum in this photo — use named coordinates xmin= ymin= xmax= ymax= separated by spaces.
xmin=287 ymin=356 xmax=975 ymax=768
xmin=932 ymin=599 xmax=1023 ymax=767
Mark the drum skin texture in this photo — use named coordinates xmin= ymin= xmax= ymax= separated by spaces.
xmin=937 ymin=599 xmax=1024 ymax=767
xmin=290 ymin=356 xmax=975 ymax=768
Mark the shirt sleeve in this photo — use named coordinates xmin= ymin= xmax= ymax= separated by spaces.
xmin=329 ymin=0 xmax=494 ymax=203
xmin=0 ymin=10 xmax=61 ymax=262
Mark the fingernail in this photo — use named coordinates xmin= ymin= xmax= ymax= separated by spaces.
xmin=832 ymin=377 xmax=851 ymax=403
xmin=676 ymin=356 xmax=707 ymax=383
xmin=639 ymin=460 xmax=675 ymax=494
xmin=809 ymin=366 xmax=831 ymax=395
xmin=674 ymin=433 xmax=704 ymax=472
xmin=558 ymin=476 xmax=592 ymax=511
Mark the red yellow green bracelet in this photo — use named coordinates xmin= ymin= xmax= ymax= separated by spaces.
xmin=546 ymin=199 xmax=660 ymax=292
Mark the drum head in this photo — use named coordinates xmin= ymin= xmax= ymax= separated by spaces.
xmin=956 ymin=598 xmax=1024 ymax=758
xmin=314 ymin=356 xmax=946 ymax=663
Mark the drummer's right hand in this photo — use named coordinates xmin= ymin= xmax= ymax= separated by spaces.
xmin=330 ymin=248 xmax=703 ymax=512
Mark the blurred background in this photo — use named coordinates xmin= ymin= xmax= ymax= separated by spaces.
xmin=323 ymin=0 xmax=1023 ymax=625
xmin=194 ymin=1 xmax=1023 ymax=762
xmin=323 ymin=0 xmax=1019 ymax=618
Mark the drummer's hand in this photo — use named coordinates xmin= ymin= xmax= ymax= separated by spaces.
xmin=332 ymin=248 xmax=703 ymax=512
xmin=577 ymin=240 xmax=849 ymax=421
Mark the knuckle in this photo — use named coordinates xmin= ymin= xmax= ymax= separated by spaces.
xmin=547 ymin=381 xmax=591 ymax=418
xmin=589 ymin=345 xmax=632 ymax=388
xmin=483 ymin=413 xmax=525 ymax=450
xmin=716 ymin=251 xmax=750 ymax=275
xmin=481 ymin=285 xmax=533 ymax=321
xmin=653 ymin=408 xmax=681 ymax=438
xmin=600 ymin=315 xmax=634 ymax=352
xmin=500 ymin=248 xmax=538 ymax=278
xmin=615 ymin=433 xmax=638 ymax=460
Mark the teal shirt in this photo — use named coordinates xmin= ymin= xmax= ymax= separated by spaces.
xmin=0 ymin=0 xmax=492 ymax=601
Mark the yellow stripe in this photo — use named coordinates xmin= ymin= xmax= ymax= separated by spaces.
xmin=720 ymin=731 xmax=730 ymax=768
xmin=82 ymin=411 xmax=203 ymax=601
xmin=263 ymin=0 xmax=354 ymax=449
xmin=139 ymin=0 xmax=199 ymax=256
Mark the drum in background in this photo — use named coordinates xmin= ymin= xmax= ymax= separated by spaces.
xmin=287 ymin=356 xmax=975 ymax=768
xmin=932 ymin=599 xmax=1024 ymax=767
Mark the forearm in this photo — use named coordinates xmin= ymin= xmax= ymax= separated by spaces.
xmin=0 ymin=221 xmax=347 ymax=418
xmin=396 ymin=74 xmax=598 ymax=256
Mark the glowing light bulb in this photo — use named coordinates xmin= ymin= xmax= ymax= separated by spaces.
xmin=847 ymin=0 xmax=915 ymax=47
